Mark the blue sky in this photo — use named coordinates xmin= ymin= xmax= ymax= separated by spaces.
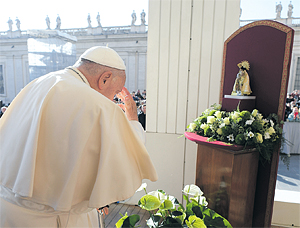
xmin=0 ymin=0 xmax=299 ymax=31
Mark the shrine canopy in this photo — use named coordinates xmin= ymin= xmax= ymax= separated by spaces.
xmin=219 ymin=20 xmax=294 ymax=121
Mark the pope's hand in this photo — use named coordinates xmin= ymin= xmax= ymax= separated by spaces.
xmin=116 ymin=87 xmax=138 ymax=121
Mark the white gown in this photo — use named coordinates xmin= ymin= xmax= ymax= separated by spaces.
xmin=0 ymin=67 xmax=158 ymax=227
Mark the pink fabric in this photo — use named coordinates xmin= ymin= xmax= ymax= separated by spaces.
xmin=184 ymin=132 xmax=245 ymax=151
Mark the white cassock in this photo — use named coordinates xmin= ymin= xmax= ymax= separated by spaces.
xmin=0 ymin=67 xmax=158 ymax=227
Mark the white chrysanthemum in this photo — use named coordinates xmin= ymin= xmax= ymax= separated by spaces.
xmin=227 ymin=134 xmax=234 ymax=141
xmin=270 ymin=120 xmax=274 ymax=127
xmin=183 ymin=184 xmax=203 ymax=197
xmin=248 ymin=131 xmax=254 ymax=138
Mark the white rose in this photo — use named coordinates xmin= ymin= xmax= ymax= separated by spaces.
xmin=268 ymin=127 xmax=276 ymax=135
xmin=207 ymin=116 xmax=216 ymax=124
xmin=200 ymin=123 xmax=208 ymax=130
xmin=252 ymin=109 xmax=258 ymax=117
xmin=189 ymin=123 xmax=197 ymax=131
xmin=214 ymin=111 xmax=222 ymax=119
xmin=223 ymin=117 xmax=230 ymax=125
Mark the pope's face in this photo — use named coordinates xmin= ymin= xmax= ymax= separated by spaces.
xmin=105 ymin=70 xmax=126 ymax=101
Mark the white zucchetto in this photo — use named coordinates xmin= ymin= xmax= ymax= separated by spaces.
xmin=80 ymin=46 xmax=126 ymax=70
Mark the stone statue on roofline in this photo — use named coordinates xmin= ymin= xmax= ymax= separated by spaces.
xmin=96 ymin=12 xmax=101 ymax=27
xmin=131 ymin=10 xmax=136 ymax=25
xmin=231 ymin=61 xmax=252 ymax=96
xmin=46 ymin=15 xmax=50 ymax=29
xmin=15 ymin=17 xmax=21 ymax=31
xmin=141 ymin=9 xmax=146 ymax=25
xmin=55 ymin=14 xmax=61 ymax=30
xmin=87 ymin=13 xmax=92 ymax=28
xmin=287 ymin=1 xmax=293 ymax=18
xmin=7 ymin=18 xmax=13 ymax=31
xmin=276 ymin=2 xmax=282 ymax=18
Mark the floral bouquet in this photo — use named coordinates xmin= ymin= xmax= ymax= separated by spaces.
xmin=116 ymin=184 xmax=232 ymax=228
xmin=186 ymin=103 xmax=284 ymax=162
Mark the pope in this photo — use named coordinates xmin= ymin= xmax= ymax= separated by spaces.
xmin=0 ymin=46 xmax=158 ymax=227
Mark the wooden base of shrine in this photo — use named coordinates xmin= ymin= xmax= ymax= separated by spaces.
xmin=195 ymin=143 xmax=259 ymax=227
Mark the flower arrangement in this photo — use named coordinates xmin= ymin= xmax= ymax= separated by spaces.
xmin=186 ymin=103 xmax=283 ymax=162
xmin=116 ymin=184 xmax=232 ymax=228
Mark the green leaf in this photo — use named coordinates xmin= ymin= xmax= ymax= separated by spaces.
xmin=162 ymin=217 xmax=182 ymax=227
xmin=160 ymin=199 xmax=174 ymax=210
xmin=121 ymin=215 xmax=140 ymax=228
xmin=192 ymin=206 xmax=203 ymax=219
xmin=115 ymin=213 xmax=128 ymax=228
xmin=185 ymin=215 xmax=206 ymax=228
xmin=172 ymin=211 xmax=183 ymax=216
xmin=138 ymin=195 xmax=161 ymax=210
xmin=183 ymin=194 xmax=190 ymax=203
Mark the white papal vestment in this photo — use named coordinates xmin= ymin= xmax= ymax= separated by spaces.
xmin=0 ymin=68 xmax=158 ymax=227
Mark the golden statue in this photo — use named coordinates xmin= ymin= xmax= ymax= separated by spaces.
xmin=231 ymin=60 xmax=252 ymax=96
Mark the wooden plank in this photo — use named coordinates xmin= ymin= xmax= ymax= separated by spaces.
xmin=186 ymin=0 xmax=204 ymax=126
xmin=106 ymin=204 xmax=130 ymax=227
xmin=197 ymin=0 xmax=215 ymax=115
xmin=147 ymin=0 xmax=161 ymax=132
xmin=209 ymin=0 xmax=226 ymax=106
xmin=166 ymin=0 xmax=181 ymax=134
xmin=157 ymin=0 xmax=171 ymax=133
xmin=176 ymin=0 xmax=192 ymax=134
xmin=138 ymin=208 xmax=151 ymax=228
xmin=223 ymin=0 xmax=240 ymax=40
xmin=104 ymin=203 xmax=121 ymax=226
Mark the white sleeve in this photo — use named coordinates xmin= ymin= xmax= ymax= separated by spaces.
xmin=129 ymin=120 xmax=146 ymax=144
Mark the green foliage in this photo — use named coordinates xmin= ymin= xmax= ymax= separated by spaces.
xmin=186 ymin=104 xmax=284 ymax=163
xmin=116 ymin=184 xmax=232 ymax=228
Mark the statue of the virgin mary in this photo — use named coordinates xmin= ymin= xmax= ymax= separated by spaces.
xmin=231 ymin=60 xmax=252 ymax=96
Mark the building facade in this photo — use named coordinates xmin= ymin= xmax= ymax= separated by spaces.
xmin=0 ymin=6 xmax=299 ymax=105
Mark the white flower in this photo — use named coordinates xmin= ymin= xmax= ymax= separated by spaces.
xmin=256 ymin=133 xmax=263 ymax=143
xmin=214 ymin=111 xmax=222 ymax=119
xmin=136 ymin=183 xmax=147 ymax=192
xmin=183 ymin=184 xmax=203 ymax=197
xmin=188 ymin=123 xmax=197 ymax=131
xmin=223 ymin=117 xmax=230 ymax=125
xmin=264 ymin=132 xmax=271 ymax=139
xmin=207 ymin=116 xmax=216 ymax=124
xmin=200 ymin=123 xmax=208 ymax=130
xmin=219 ymin=123 xmax=225 ymax=128
xmin=270 ymin=120 xmax=274 ymax=127
xmin=190 ymin=195 xmax=208 ymax=206
xmin=263 ymin=119 xmax=269 ymax=124
xmin=148 ymin=191 xmax=166 ymax=202
xmin=227 ymin=134 xmax=234 ymax=141
xmin=232 ymin=112 xmax=239 ymax=120
xmin=252 ymin=109 xmax=258 ymax=117
xmin=246 ymin=119 xmax=254 ymax=125
xmin=248 ymin=131 xmax=254 ymax=138
xmin=268 ymin=127 xmax=276 ymax=135
xmin=217 ymin=128 xmax=222 ymax=135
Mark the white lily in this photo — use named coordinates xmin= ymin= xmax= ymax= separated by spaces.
xmin=183 ymin=184 xmax=203 ymax=197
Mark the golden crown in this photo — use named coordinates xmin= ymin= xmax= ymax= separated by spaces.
xmin=237 ymin=60 xmax=250 ymax=70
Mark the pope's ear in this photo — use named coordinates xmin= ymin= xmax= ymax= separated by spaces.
xmin=98 ymin=71 xmax=112 ymax=89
